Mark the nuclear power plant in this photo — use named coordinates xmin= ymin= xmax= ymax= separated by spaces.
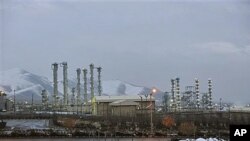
xmin=50 ymin=62 xmax=103 ymax=113
xmin=1 ymin=62 xmax=249 ymax=140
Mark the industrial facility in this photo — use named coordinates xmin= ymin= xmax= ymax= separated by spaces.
xmin=50 ymin=62 xmax=104 ymax=114
xmin=168 ymin=77 xmax=213 ymax=112
xmin=0 ymin=61 xmax=217 ymax=114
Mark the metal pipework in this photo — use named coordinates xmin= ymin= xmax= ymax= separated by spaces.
xmin=97 ymin=67 xmax=102 ymax=96
xmin=51 ymin=63 xmax=58 ymax=108
xmin=76 ymin=68 xmax=81 ymax=108
xmin=195 ymin=78 xmax=200 ymax=109
xmin=60 ymin=62 xmax=69 ymax=107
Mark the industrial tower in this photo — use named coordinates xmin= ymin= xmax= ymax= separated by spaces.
xmin=41 ymin=89 xmax=49 ymax=110
xmin=71 ymin=87 xmax=75 ymax=105
xmin=52 ymin=63 xmax=59 ymax=108
xmin=176 ymin=77 xmax=181 ymax=111
xmin=76 ymin=68 xmax=81 ymax=108
xmin=170 ymin=79 xmax=176 ymax=111
xmin=208 ymin=79 xmax=212 ymax=109
xmin=97 ymin=67 xmax=102 ymax=96
xmin=89 ymin=64 xmax=95 ymax=113
xmin=195 ymin=78 xmax=200 ymax=109
xmin=82 ymin=68 xmax=88 ymax=105
xmin=61 ymin=62 xmax=69 ymax=107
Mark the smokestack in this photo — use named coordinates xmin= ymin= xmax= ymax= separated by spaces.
xmin=195 ymin=78 xmax=200 ymax=109
xmin=76 ymin=68 xmax=81 ymax=108
xmin=52 ymin=63 xmax=58 ymax=108
xmin=97 ymin=67 xmax=102 ymax=96
xmin=208 ymin=78 xmax=212 ymax=109
xmin=176 ymin=77 xmax=181 ymax=111
xmin=90 ymin=64 xmax=94 ymax=113
xmin=82 ymin=68 xmax=88 ymax=105
xmin=61 ymin=62 xmax=69 ymax=106
xmin=171 ymin=79 xmax=175 ymax=111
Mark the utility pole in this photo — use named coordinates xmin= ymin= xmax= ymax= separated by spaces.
xmin=150 ymin=88 xmax=157 ymax=136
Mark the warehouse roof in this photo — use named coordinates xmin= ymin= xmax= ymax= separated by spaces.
xmin=109 ymin=100 xmax=139 ymax=106
xmin=95 ymin=95 xmax=155 ymax=102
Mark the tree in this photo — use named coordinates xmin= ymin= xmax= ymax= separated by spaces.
xmin=162 ymin=116 xmax=175 ymax=129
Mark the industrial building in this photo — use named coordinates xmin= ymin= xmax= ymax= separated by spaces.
xmin=169 ymin=78 xmax=213 ymax=112
xmin=94 ymin=95 xmax=155 ymax=117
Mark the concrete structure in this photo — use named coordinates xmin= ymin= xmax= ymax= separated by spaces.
xmin=94 ymin=95 xmax=155 ymax=117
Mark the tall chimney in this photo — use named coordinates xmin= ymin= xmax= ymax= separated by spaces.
xmin=52 ymin=63 xmax=58 ymax=108
xmin=97 ymin=67 xmax=102 ymax=96
xmin=76 ymin=68 xmax=81 ymax=108
xmin=61 ymin=62 xmax=68 ymax=107
xmin=90 ymin=64 xmax=94 ymax=113
xmin=82 ymin=68 xmax=88 ymax=105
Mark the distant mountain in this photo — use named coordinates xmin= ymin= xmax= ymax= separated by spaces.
xmin=0 ymin=68 xmax=165 ymax=104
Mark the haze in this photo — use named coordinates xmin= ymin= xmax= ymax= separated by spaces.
xmin=0 ymin=0 xmax=250 ymax=104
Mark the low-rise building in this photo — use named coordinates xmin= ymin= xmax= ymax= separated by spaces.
xmin=94 ymin=95 xmax=155 ymax=117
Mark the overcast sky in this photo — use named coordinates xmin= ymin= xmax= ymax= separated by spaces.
xmin=1 ymin=0 xmax=250 ymax=104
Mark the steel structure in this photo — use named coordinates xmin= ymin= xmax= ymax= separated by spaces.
xmin=71 ymin=87 xmax=75 ymax=105
xmin=76 ymin=68 xmax=81 ymax=108
xmin=195 ymin=78 xmax=200 ymax=109
xmin=170 ymin=79 xmax=176 ymax=111
xmin=82 ymin=68 xmax=88 ymax=105
xmin=175 ymin=77 xmax=181 ymax=111
xmin=97 ymin=67 xmax=102 ymax=96
xmin=41 ymin=89 xmax=49 ymax=110
xmin=89 ymin=64 xmax=95 ymax=113
xmin=61 ymin=62 xmax=69 ymax=107
xmin=51 ymin=63 xmax=59 ymax=108
xmin=208 ymin=79 xmax=212 ymax=109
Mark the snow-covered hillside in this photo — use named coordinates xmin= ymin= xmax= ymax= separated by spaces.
xmin=0 ymin=68 xmax=164 ymax=104
xmin=0 ymin=68 xmax=54 ymax=103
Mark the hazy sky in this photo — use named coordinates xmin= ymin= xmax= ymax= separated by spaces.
xmin=1 ymin=0 xmax=250 ymax=104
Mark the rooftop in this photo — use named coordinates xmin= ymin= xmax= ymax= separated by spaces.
xmin=95 ymin=95 xmax=155 ymax=102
